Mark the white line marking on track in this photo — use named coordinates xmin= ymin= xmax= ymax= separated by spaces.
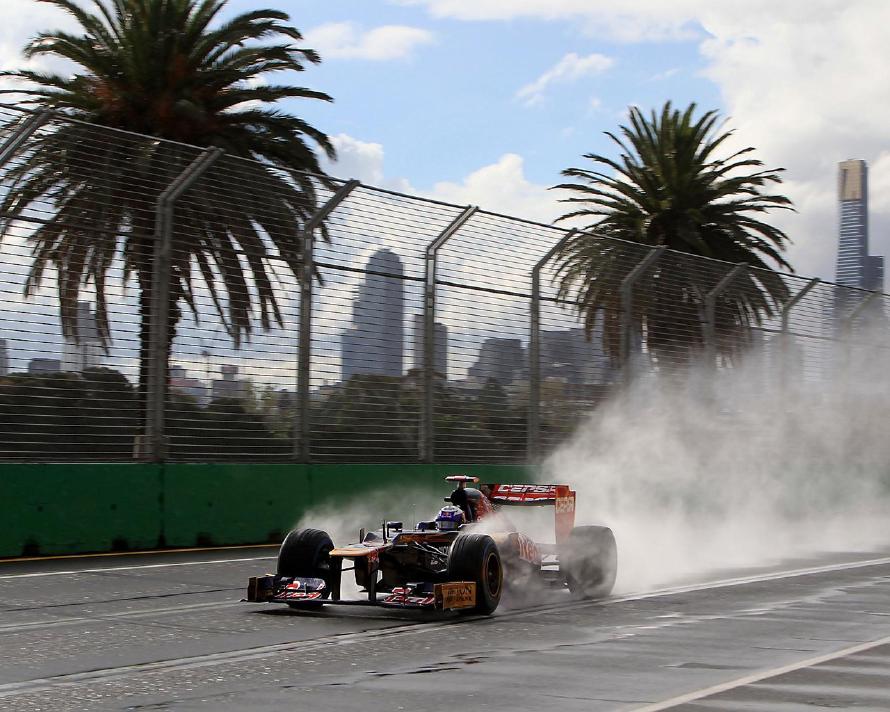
xmin=0 ymin=556 xmax=275 ymax=580
xmin=608 ymin=555 xmax=890 ymax=604
xmin=627 ymin=634 xmax=890 ymax=711
xmin=0 ymin=600 xmax=243 ymax=633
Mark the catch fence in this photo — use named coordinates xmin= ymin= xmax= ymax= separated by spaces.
xmin=0 ymin=106 xmax=885 ymax=463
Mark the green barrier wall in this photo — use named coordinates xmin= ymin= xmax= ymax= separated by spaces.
xmin=0 ymin=463 xmax=533 ymax=557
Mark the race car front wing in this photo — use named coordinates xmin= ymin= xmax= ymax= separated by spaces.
xmin=246 ymin=575 xmax=477 ymax=611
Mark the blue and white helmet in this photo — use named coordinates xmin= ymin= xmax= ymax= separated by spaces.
xmin=435 ymin=505 xmax=465 ymax=531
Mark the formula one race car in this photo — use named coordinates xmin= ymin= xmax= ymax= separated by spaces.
xmin=246 ymin=475 xmax=617 ymax=615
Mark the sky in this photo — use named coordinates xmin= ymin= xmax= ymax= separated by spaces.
xmin=1 ymin=0 xmax=889 ymax=283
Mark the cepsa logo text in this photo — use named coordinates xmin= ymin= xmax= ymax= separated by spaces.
xmin=494 ymin=485 xmax=558 ymax=495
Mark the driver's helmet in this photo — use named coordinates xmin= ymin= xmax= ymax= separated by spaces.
xmin=435 ymin=505 xmax=466 ymax=531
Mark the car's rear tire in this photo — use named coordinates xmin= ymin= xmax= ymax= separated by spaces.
xmin=447 ymin=533 xmax=502 ymax=615
xmin=562 ymin=525 xmax=617 ymax=599
xmin=277 ymin=528 xmax=334 ymax=608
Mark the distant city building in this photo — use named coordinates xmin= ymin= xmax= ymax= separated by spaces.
xmin=61 ymin=301 xmax=104 ymax=373
xmin=467 ymin=322 xmax=614 ymax=388
xmin=836 ymin=160 xmax=884 ymax=292
xmin=0 ymin=339 xmax=8 ymax=377
xmin=28 ymin=358 xmax=61 ymax=375
xmin=541 ymin=327 xmax=613 ymax=384
xmin=341 ymin=249 xmax=405 ymax=381
xmin=211 ymin=364 xmax=249 ymax=402
xmin=835 ymin=160 xmax=884 ymax=326
xmin=410 ymin=314 xmax=447 ymax=378
xmin=468 ymin=338 xmax=525 ymax=385
xmin=169 ymin=365 xmax=208 ymax=404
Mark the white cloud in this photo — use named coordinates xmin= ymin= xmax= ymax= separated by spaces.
xmin=0 ymin=0 xmax=77 ymax=99
xmin=402 ymin=0 xmax=890 ymax=282
xmin=324 ymin=136 xmax=564 ymax=226
xmin=394 ymin=0 xmax=703 ymax=42
xmin=305 ymin=22 xmax=434 ymax=61
xmin=516 ymin=52 xmax=614 ymax=106
xmin=649 ymin=67 xmax=679 ymax=81
xmin=427 ymin=153 xmax=564 ymax=224
xmin=325 ymin=134 xmax=386 ymax=185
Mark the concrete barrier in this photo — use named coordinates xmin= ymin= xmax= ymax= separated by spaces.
xmin=0 ymin=463 xmax=533 ymax=557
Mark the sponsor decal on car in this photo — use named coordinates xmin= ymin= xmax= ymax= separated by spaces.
xmin=515 ymin=533 xmax=541 ymax=564
xmin=274 ymin=588 xmax=324 ymax=601
xmin=490 ymin=484 xmax=559 ymax=502
xmin=555 ymin=496 xmax=575 ymax=514
xmin=435 ymin=581 xmax=476 ymax=610
xmin=382 ymin=587 xmax=436 ymax=607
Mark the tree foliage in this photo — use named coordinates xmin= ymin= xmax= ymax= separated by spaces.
xmin=0 ymin=0 xmax=336 ymax=412
xmin=553 ymin=102 xmax=795 ymax=363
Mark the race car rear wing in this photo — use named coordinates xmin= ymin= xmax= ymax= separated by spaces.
xmin=483 ymin=484 xmax=576 ymax=544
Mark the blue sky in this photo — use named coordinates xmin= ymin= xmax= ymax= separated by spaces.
xmin=2 ymin=0 xmax=890 ymax=279
xmin=228 ymin=0 xmax=720 ymax=188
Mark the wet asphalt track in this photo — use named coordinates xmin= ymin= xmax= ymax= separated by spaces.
xmin=3 ymin=547 xmax=890 ymax=710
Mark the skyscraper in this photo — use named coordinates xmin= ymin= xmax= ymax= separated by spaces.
xmin=836 ymin=160 xmax=884 ymax=292
xmin=61 ymin=301 xmax=104 ymax=373
xmin=468 ymin=338 xmax=525 ymax=385
xmin=341 ymin=249 xmax=405 ymax=381
xmin=0 ymin=339 xmax=8 ymax=377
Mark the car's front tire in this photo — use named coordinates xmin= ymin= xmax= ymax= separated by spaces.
xmin=447 ymin=533 xmax=503 ymax=615
xmin=277 ymin=528 xmax=334 ymax=608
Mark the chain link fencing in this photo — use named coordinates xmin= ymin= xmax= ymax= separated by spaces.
xmin=0 ymin=106 xmax=886 ymax=463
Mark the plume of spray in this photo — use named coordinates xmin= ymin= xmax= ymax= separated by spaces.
xmin=544 ymin=325 xmax=890 ymax=594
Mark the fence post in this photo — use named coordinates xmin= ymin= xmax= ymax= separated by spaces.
xmin=0 ymin=110 xmax=52 ymax=168
xmin=779 ymin=278 xmax=819 ymax=387
xmin=781 ymin=278 xmax=820 ymax=335
xmin=527 ymin=229 xmax=577 ymax=461
xmin=145 ymin=147 xmax=223 ymax=462
xmin=620 ymin=246 xmax=666 ymax=383
xmin=703 ymin=263 xmax=748 ymax=367
xmin=421 ymin=205 xmax=477 ymax=463
xmin=294 ymin=179 xmax=361 ymax=462
xmin=842 ymin=290 xmax=880 ymax=339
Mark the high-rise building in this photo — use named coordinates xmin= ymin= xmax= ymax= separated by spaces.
xmin=0 ymin=339 xmax=8 ymax=377
xmin=410 ymin=314 xmax=447 ymax=378
xmin=28 ymin=358 xmax=61 ymax=375
xmin=341 ymin=249 xmax=405 ymax=381
xmin=541 ymin=326 xmax=613 ymax=384
xmin=61 ymin=301 xmax=104 ymax=373
xmin=836 ymin=160 xmax=884 ymax=292
xmin=468 ymin=338 xmax=525 ymax=385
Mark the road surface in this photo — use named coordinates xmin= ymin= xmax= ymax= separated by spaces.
xmin=2 ymin=546 xmax=890 ymax=710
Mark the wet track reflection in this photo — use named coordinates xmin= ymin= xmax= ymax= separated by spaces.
xmin=2 ymin=547 xmax=890 ymax=710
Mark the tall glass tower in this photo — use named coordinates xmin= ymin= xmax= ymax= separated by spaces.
xmin=836 ymin=159 xmax=884 ymax=292
xmin=341 ymin=249 xmax=405 ymax=381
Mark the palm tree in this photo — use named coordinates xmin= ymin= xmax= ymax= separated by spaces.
xmin=0 ymin=0 xmax=335 ymax=442
xmin=553 ymin=101 xmax=794 ymax=365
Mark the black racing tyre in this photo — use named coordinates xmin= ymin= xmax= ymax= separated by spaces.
xmin=447 ymin=533 xmax=503 ymax=615
xmin=561 ymin=526 xmax=617 ymax=599
xmin=277 ymin=528 xmax=334 ymax=607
